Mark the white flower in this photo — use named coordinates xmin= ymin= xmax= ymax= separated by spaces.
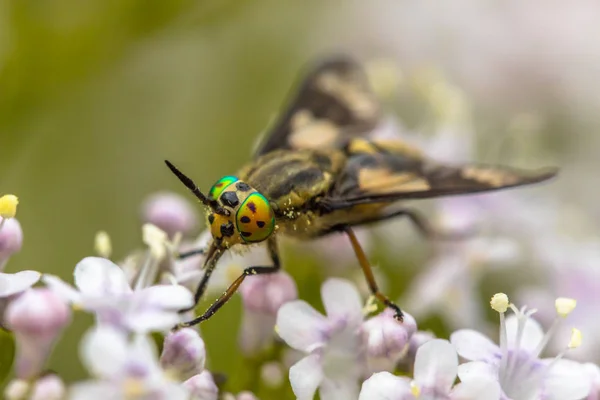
xmin=276 ymin=278 xmax=365 ymax=400
xmin=43 ymin=257 xmax=193 ymax=333
xmin=69 ymin=326 xmax=189 ymax=400
xmin=359 ymin=339 xmax=500 ymax=400
xmin=0 ymin=270 xmax=41 ymax=298
xmin=451 ymin=300 xmax=591 ymax=400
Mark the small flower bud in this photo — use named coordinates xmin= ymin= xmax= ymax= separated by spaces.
xmin=0 ymin=195 xmax=19 ymax=219
xmin=0 ymin=218 xmax=23 ymax=266
xmin=183 ymin=371 xmax=218 ymax=400
xmin=490 ymin=293 xmax=509 ymax=313
xmin=94 ymin=231 xmax=112 ymax=259
xmin=568 ymin=328 xmax=582 ymax=349
xmin=555 ymin=297 xmax=577 ymax=318
xmin=4 ymin=289 xmax=71 ymax=379
xmin=260 ymin=361 xmax=284 ymax=388
xmin=4 ymin=379 xmax=28 ymax=400
xmin=237 ymin=391 xmax=259 ymax=400
xmin=142 ymin=192 xmax=199 ymax=237
xmin=239 ymin=271 xmax=297 ymax=315
xmin=30 ymin=374 xmax=65 ymax=400
xmin=160 ymin=328 xmax=206 ymax=381
xmin=362 ymin=309 xmax=416 ymax=358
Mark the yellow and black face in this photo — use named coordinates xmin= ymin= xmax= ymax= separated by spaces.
xmin=206 ymin=176 xmax=276 ymax=248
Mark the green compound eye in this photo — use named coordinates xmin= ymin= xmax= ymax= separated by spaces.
xmin=235 ymin=192 xmax=275 ymax=243
xmin=208 ymin=176 xmax=238 ymax=200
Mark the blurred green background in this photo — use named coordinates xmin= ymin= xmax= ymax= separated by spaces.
xmin=1 ymin=0 xmax=593 ymax=397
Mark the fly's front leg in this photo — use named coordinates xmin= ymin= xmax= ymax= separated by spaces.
xmin=344 ymin=226 xmax=404 ymax=322
xmin=179 ymin=243 xmax=223 ymax=313
xmin=177 ymin=237 xmax=281 ymax=328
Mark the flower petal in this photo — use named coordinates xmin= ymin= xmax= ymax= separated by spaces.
xmin=414 ymin=339 xmax=458 ymax=392
xmin=456 ymin=361 xmax=497 ymax=382
xmin=450 ymin=330 xmax=500 ymax=362
xmin=0 ymin=271 xmax=40 ymax=297
xmin=289 ymin=354 xmax=324 ymax=400
xmin=359 ymin=372 xmax=413 ymax=400
xmin=42 ymin=274 xmax=82 ymax=303
xmin=505 ymin=315 xmax=543 ymax=353
xmin=74 ymin=257 xmax=131 ymax=297
xmin=126 ymin=310 xmax=182 ymax=333
xmin=80 ymin=326 xmax=128 ymax=378
xmin=320 ymin=376 xmax=360 ymax=400
xmin=321 ymin=278 xmax=363 ymax=325
xmin=543 ymin=359 xmax=591 ymax=400
xmin=276 ymin=301 xmax=327 ymax=352
xmin=451 ymin=376 xmax=501 ymax=400
xmin=137 ymin=284 xmax=194 ymax=310
xmin=69 ymin=381 xmax=120 ymax=400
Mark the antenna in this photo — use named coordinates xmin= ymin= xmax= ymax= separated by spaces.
xmin=164 ymin=160 xmax=230 ymax=216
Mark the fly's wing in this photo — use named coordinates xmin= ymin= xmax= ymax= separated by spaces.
xmin=254 ymin=56 xmax=381 ymax=156
xmin=323 ymin=141 xmax=558 ymax=209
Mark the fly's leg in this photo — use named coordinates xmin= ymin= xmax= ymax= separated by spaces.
xmin=344 ymin=226 xmax=404 ymax=322
xmin=176 ymin=237 xmax=281 ymax=328
xmin=178 ymin=248 xmax=207 ymax=260
xmin=178 ymin=243 xmax=223 ymax=313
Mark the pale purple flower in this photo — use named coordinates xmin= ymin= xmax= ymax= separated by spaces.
xmin=182 ymin=371 xmax=218 ymax=400
xmin=43 ymin=257 xmax=193 ymax=333
xmin=276 ymin=278 xmax=365 ymax=400
xmin=4 ymin=288 xmax=71 ymax=379
xmin=584 ymin=363 xmax=600 ymax=400
xmin=519 ymin=237 xmax=600 ymax=361
xmin=451 ymin=299 xmax=591 ymax=400
xmin=404 ymin=230 xmax=519 ymax=329
xmin=30 ymin=374 xmax=66 ymax=400
xmin=0 ymin=217 xmax=23 ymax=266
xmin=160 ymin=328 xmax=206 ymax=381
xmin=359 ymin=339 xmax=501 ymax=400
xmin=142 ymin=192 xmax=200 ymax=238
xmin=361 ymin=308 xmax=417 ymax=373
xmin=70 ymin=326 xmax=189 ymax=400
xmin=238 ymin=270 xmax=297 ymax=355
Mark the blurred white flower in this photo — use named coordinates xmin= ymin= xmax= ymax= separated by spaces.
xmin=70 ymin=326 xmax=189 ymax=400
xmin=361 ymin=309 xmax=417 ymax=373
xmin=4 ymin=288 xmax=71 ymax=379
xmin=142 ymin=192 xmax=200 ymax=238
xmin=0 ymin=270 xmax=41 ymax=298
xmin=451 ymin=298 xmax=591 ymax=400
xmin=183 ymin=371 xmax=218 ymax=400
xmin=160 ymin=328 xmax=206 ymax=381
xmin=43 ymin=257 xmax=193 ymax=333
xmin=238 ymin=270 xmax=297 ymax=355
xmin=404 ymin=230 xmax=519 ymax=329
xmin=359 ymin=339 xmax=500 ymax=400
xmin=276 ymin=278 xmax=365 ymax=400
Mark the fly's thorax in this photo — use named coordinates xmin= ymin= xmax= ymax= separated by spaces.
xmin=207 ymin=176 xmax=276 ymax=248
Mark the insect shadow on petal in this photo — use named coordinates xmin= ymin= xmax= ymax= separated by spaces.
xmin=165 ymin=55 xmax=558 ymax=328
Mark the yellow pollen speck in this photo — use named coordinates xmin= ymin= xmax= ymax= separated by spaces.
xmin=568 ymin=328 xmax=582 ymax=349
xmin=410 ymin=381 xmax=421 ymax=397
xmin=0 ymin=194 xmax=19 ymax=219
xmin=362 ymin=295 xmax=378 ymax=316
xmin=490 ymin=293 xmax=509 ymax=313
xmin=123 ymin=378 xmax=146 ymax=397
xmin=94 ymin=231 xmax=112 ymax=259
xmin=555 ymin=297 xmax=577 ymax=318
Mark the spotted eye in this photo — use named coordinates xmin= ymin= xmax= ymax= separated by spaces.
xmin=208 ymin=176 xmax=238 ymax=200
xmin=235 ymin=193 xmax=275 ymax=243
